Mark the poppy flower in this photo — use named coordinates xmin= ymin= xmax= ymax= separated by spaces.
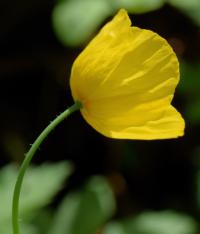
xmin=70 ymin=9 xmax=185 ymax=140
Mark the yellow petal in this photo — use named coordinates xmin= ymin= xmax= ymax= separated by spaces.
xmin=81 ymin=97 xmax=185 ymax=140
xmin=70 ymin=9 xmax=185 ymax=140
xmin=70 ymin=9 xmax=132 ymax=102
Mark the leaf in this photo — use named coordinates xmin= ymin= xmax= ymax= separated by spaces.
xmin=48 ymin=176 xmax=116 ymax=234
xmin=178 ymin=61 xmax=200 ymax=94
xmin=168 ymin=0 xmax=200 ymax=25
xmin=52 ymin=0 xmax=112 ymax=46
xmin=20 ymin=161 xmax=72 ymax=214
xmin=0 ymin=221 xmax=38 ymax=234
xmin=103 ymin=211 xmax=197 ymax=234
xmin=0 ymin=161 xmax=73 ymax=222
xmin=185 ymin=99 xmax=200 ymax=124
xmin=177 ymin=61 xmax=200 ymax=124
xmin=52 ymin=0 xmax=166 ymax=47
xmin=196 ymin=170 xmax=200 ymax=209
xmin=110 ymin=0 xmax=165 ymax=14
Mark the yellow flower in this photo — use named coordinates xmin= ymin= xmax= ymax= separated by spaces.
xmin=70 ymin=9 xmax=185 ymax=140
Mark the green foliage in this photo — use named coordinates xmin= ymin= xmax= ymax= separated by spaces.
xmin=168 ymin=0 xmax=200 ymax=25
xmin=48 ymin=176 xmax=116 ymax=234
xmin=0 ymin=161 xmax=115 ymax=234
xmin=52 ymin=0 xmax=111 ymax=47
xmin=110 ymin=0 xmax=164 ymax=14
xmin=52 ymin=0 xmax=165 ymax=47
xmin=0 ymin=162 xmax=72 ymax=234
xmin=178 ymin=61 xmax=200 ymax=124
xmin=1 ymin=161 xmax=199 ymax=234
xmin=103 ymin=211 xmax=197 ymax=234
xmin=196 ymin=169 xmax=200 ymax=209
xmin=52 ymin=0 xmax=200 ymax=47
xmin=0 ymin=222 xmax=38 ymax=234
xmin=20 ymin=162 xmax=72 ymax=214
xmin=185 ymin=99 xmax=200 ymax=125
xmin=179 ymin=61 xmax=200 ymax=94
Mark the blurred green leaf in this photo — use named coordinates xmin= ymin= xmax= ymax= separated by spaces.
xmin=185 ymin=99 xmax=200 ymax=124
xmin=196 ymin=170 xmax=200 ymax=208
xmin=178 ymin=61 xmax=200 ymax=94
xmin=20 ymin=161 xmax=72 ymax=214
xmin=0 ymin=161 xmax=72 ymax=222
xmin=110 ymin=0 xmax=165 ymax=14
xmin=178 ymin=61 xmax=200 ymax=124
xmin=103 ymin=222 xmax=124 ymax=234
xmin=32 ymin=209 xmax=54 ymax=234
xmin=193 ymin=146 xmax=200 ymax=168
xmin=48 ymin=176 xmax=116 ymax=234
xmin=0 ymin=221 xmax=38 ymax=234
xmin=52 ymin=0 xmax=166 ymax=47
xmin=168 ymin=0 xmax=200 ymax=25
xmin=52 ymin=0 xmax=112 ymax=47
xmin=103 ymin=211 xmax=197 ymax=234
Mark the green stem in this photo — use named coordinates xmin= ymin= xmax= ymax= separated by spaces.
xmin=12 ymin=101 xmax=82 ymax=234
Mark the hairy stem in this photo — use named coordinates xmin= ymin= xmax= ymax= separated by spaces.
xmin=12 ymin=101 xmax=82 ymax=234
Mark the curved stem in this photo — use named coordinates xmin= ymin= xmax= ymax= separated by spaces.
xmin=12 ymin=101 xmax=82 ymax=234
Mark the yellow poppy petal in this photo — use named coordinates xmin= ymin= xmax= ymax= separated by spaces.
xmin=70 ymin=9 xmax=133 ymax=102
xmin=80 ymin=96 xmax=184 ymax=140
xmin=70 ymin=9 xmax=185 ymax=140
